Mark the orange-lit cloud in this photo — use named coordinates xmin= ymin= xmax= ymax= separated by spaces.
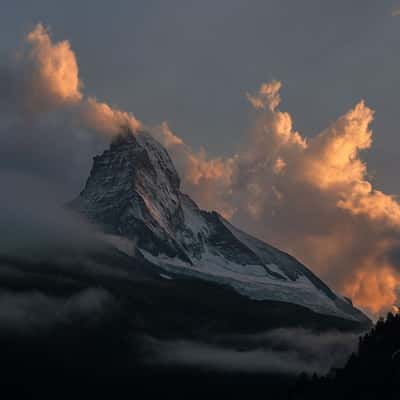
xmin=246 ymin=80 xmax=282 ymax=111
xmin=344 ymin=266 xmax=400 ymax=315
xmin=24 ymin=24 xmax=82 ymax=110
xmin=173 ymin=82 xmax=400 ymax=317
xmin=151 ymin=122 xmax=236 ymax=219
xmin=81 ymin=97 xmax=140 ymax=135
xmin=301 ymin=100 xmax=373 ymax=190
xmin=18 ymin=24 xmax=140 ymax=134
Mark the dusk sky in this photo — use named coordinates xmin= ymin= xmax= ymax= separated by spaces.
xmin=2 ymin=0 xmax=400 ymax=193
xmin=3 ymin=1 xmax=400 ymax=315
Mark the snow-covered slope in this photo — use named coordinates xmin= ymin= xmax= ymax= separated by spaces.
xmin=70 ymin=129 xmax=368 ymax=324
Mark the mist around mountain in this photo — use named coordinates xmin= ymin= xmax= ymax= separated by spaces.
xmin=0 ymin=129 xmax=376 ymax=397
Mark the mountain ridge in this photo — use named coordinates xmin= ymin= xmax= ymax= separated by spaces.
xmin=70 ymin=129 xmax=370 ymax=326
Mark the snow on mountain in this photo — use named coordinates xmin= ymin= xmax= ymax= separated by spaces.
xmin=70 ymin=129 xmax=369 ymax=324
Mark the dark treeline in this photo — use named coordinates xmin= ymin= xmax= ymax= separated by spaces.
xmin=3 ymin=310 xmax=400 ymax=399
xmin=290 ymin=312 xmax=400 ymax=399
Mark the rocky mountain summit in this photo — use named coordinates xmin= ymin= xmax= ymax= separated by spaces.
xmin=70 ymin=129 xmax=370 ymax=326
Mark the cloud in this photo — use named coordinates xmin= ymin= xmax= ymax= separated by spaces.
xmin=0 ymin=288 xmax=115 ymax=334
xmin=143 ymin=328 xmax=358 ymax=375
xmin=81 ymin=97 xmax=140 ymax=135
xmin=172 ymin=82 xmax=400 ymax=317
xmin=19 ymin=23 xmax=141 ymax=137
xmin=0 ymin=171 xmax=99 ymax=260
xmin=0 ymin=23 xmax=141 ymax=197
xmin=151 ymin=121 xmax=237 ymax=218
xmin=24 ymin=23 xmax=140 ymax=134
xmin=246 ymin=80 xmax=282 ymax=111
xmin=24 ymin=23 xmax=82 ymax=111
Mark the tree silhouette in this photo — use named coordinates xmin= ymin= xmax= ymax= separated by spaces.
xmin=291 ymin=311 xmax=400 ymax=399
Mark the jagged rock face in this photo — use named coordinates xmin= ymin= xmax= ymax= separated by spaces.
xmin=71 ymin=130 xmax=370 ymax=325
xmin=71 ymin=130 xmax=190 ymax=260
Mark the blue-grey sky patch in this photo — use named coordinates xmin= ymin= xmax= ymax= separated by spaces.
xmin=1 ymin=1 xmax=400 ymax=194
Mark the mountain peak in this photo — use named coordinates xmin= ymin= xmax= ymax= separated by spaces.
xmin=71 ymin=129 xmax=188 ymax=259
xmin=71 ymin=130 xmax=370 ymax=327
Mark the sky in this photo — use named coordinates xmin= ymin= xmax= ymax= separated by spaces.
xmin=2 ymin=1 xmax=400 ymax=316
xmin=2 ymin=0 xmax=400 ymax=192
